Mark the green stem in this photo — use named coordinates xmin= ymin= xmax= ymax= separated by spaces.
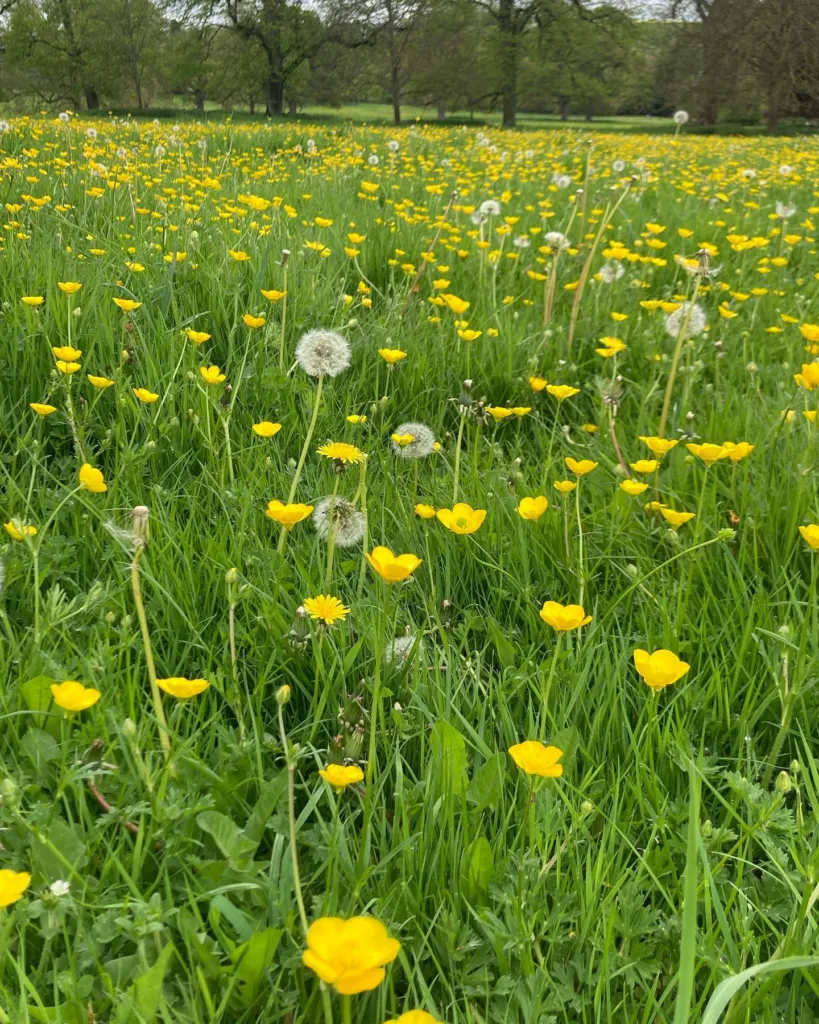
xmin=324 ymin=474 xmax=341 ymax=588
xmin=341 ymin=994 xmax=352 ymax=1024
xmin=131 ymin=546 xmax=171 ymax=759
xmin=452 ymin=410 xmax=466 ymax=504
xmin=659 ymin=278 xmax=701 ymax=439
xmin=279 ymin=375 xmax=324 ymax=555
xmin=277 ymin=702 xmax=310 ymax=936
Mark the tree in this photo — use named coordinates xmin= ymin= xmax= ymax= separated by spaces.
xmin=747 ymin=0 xmax=819 ymax=133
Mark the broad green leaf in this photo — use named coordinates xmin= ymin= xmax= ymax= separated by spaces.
xmin=29 ymin=1007 xmax=85 ymax=1024
xmin=19 ymin=675 xmax=57 ymax=713
xmin=196 ymin=810 xmax=256 ymax=867
xmin=487 ymin=618 xmax=516 ymax=669
xmin=430 ymin=720 xmax=468 ymax=797
xmin=700 ymin=956 xmax=819 ymax=1024
xmin=467 ymin=753 xmax=505 ymax=813
xmin=229 ymin=927 xmax=283 ymax=1006
xmin=20 ymin=727 xmax=60 ymax=768
xmin=30 ymin=819 xmax=88 ymax=882
xmin=460 ymin=835 xmax=494 ymax=901
xmin=244 ymin=772 xmax=287 ymax=849
xmin=113 ymin=942 xmax=175 ymax=1024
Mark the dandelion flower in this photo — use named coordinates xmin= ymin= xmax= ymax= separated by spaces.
xmin=317 ymin=442 xmax=366 ymax=465
xmin=296 ymin=329 xmax=351 ymax=377
xmin=303 ymin=594 xmax=350 ymax=625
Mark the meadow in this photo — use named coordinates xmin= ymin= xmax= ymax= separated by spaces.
xmin=1 ymin=114 xmax=819 ymax=1023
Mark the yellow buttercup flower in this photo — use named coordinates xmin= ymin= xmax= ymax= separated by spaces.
xmin=441 ymin=293 xmax=470 ymax=315
xmin=21 ymin=295 xmax=44 ymax=307
xmin=303 ymin=595 xmax=350 ymax=625
xmin=366 ymin=546 xmax=422 ymax=583
xmin=794 ymin=363 xmax=819 ymax=390
xmin=391 ymin=432 xmax=415 ymax=446
xmin=302 ymin=916 xmax=400 ymax=995
xmin=266 ymin=501 xmax=313 ymax=527
xmin=384 ymin=1013 xmax=442 ymax=1024
xmin=799 ymin=524 xmax=819 ymax=550
xmin=565 ymin=457 xmax=598 ymax=476
xmin=529 ymin=376 xmax=548 ymax=391
xmin=87 ymin=375 xmax=114 ymax=389
xmin=79 ymin=463 xmax=107 ymax=493
xmin=253 ymin=421 xmax=282 ymax=438
xmin=553 ymin=480 xmax=577 ymax=494
xmin=347 ymin=414 xmax=367 ymax=424
xmin=546 ymin=384 xmax=580 ymax=400
xmin=132 ymin=387 xmax=159 ymax=403
xmin=0 ymin=870 xmax=31 ymax=908
xmin=508 ymin=741 xmax=564 ymax=777
xmin=52 ymin=345 xmax=82 ymax=361
xmin=436 ymin=503 xmax=486 ymax=534
xmin=113 ymin=297 xmax=141 ymax=312
xmin=30 ymin=402 xmax=57 ymax=416
xmin=660 ymin=508 xmax=695 ymax=529
xmin=242 ymin=313 xmax=266 ymax=328
xmin=378 ymin=348 xmax=407 ymax=364
xmin=630 ymin=459 xmax=658 ymax=474
xmin=50 ymin=680 xmax=101 ymax=712
xmin=56 ymin=361 xmax=81 ymax=375
xmin=517 ymin=496 xmax=548 ymax=520
xmin=261 ymin=288 xmax=286 ymax=302
xmin=157 ymin=677 xmax=210 ymax=699
xmin=200 ymin=365 xmax=226 ymax=385
xmin=633 ymin=649 xmax=690 ymax=691
xmin=639 ymin=436 xmax=678 ymax=456
xmin=57 ymin=281 xmax=82 ymax=295
xmin=539 ymin=601 xmax=591 ymax=631
xmin=185 ymin=328 xmax=211 ymax=344
xmin=319 ymin=764 xmax=364 ymax=789
xmin=487 ymin=406 xmax=514 ymax=421
xmin=415 ymin=503 xmax=437 ymax=519
xmin=4 ymin=521 xmax=37 ymax=541
xmin=686 ymin=442 xmax=730 ymax=465
xmin=457 ymin=329 xmax=482 ymax=342
xmin=620 ymin=480 xmax=648 ymax=496
xmin=317 ymin=442 xmax=366 ymax=464
xmin=229 ymin=249 xmax=250 ymax=261
xmin=721 ymin=441 xmax=754 ymax=462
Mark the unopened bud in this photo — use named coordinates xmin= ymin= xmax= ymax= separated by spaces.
xmin=775 ymin=770 xmax=792 ymax=794
xmin=122 ymin=718 xmax=137 ymax=737
xmin=131 ymin=505 xmax=149 ymax=545
xmin=276 ymin=685 xmax=291 ymax=706
xmin=225 ymin=567 xmax=239 ymax=585
xmin=717 ymin=528 xmax=736 ymax=542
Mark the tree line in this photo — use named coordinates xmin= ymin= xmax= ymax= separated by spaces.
xmin=0 ymin=0 xmax=817 ymax=130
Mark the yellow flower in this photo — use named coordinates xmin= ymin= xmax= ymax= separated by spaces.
xmin=721 ymin=441 xmax=754 ymax=462
xmin=132 ymin=387 xmax=159 ymax=403
xmin=0 ymin=870 xmax=31 ymax=908
xmin=512 ymin=407 xmax=531 ymax=417
xmin=56 ymin=361 xmax=81 ymax=375
xmin=185 ymin=328 xmax=211 ymax=344
xmin=79 ymin=463 xmax=107 ymax=493
xmin=610 ymin=311 xmax=628 ymax=321
xmin=157 ymin=677 xmax=210 ymax=699
xmin=620 ymin=480 xmax=648 ymax=496
xmin=266 ymin=501 xmax=314 ymax=528
xmin=436 ymin=503 xmax=486 ymax=534
xmin=30 ymin=402 xmax=57 ymax=416
xmin=317 ymin=442 xmax=366 ymax=464
xmin=319 ymin=764 xmax=364 ymax=789
xmin=660 ymin=508 xmax=695 ymax=529
xmin=553 ymin=480 xmax=577 ymax=494
xmin=4 ymin=521 xmax=37 ymax=541
xmin=21 ymin=295 xmax=44 ymax=306
xmin=366 ymin=546 xmax=422 ymax=583
xmin=200 ymin=365 xmax=226 ymax=385
xmin=686 ymin=442 xmax=730 ymax=464
xmin=57 ymin=281 xmax=82 ymax=295
xmin=630 ymin=459 xmax=658 ymax=474
xmin=799 ymin=524 xmax=819 ymax=550
xmin=565 ymin=457 xmax=598 ymax=476
xmin=718 ymin=304 xmax=738 ymax=319
xmin=50 ymin=680 xmax=101 ymax=712
xmin=261 ymin=288 xmax=286 ymax=302
xmin=441 ymin=293 xmax=470 ymax=315
xmin=487 ymin=407 xmax=513 ymax=421
xmin=633 ymin=649 xmax=690 ymax=691
xmin=347 ymin=414 xmax=367 ymax=424
xmin=539 ymin=601 xmax=591 ymax=631
xmin=639 ymin=436 xmax=678 ymax=456
xmin=229 ymin=249 xmax=250 ymax=261
xmin=242 ymin=313 xmax=266 ymax=328
xmin=253 ymin=421 xmax=282 ymax=438
xmin=391 ymin=433 xmax=415 ymax=446
xmin=415 ymin=503 xmax=437 ymax=519
xmin=794 ymin=363 xmax=819 ymax=390
xmin=304 ymin=595 xmax=350 ymax=625
xmin=517 ymin=496 xmax=548 ymax=520
xmin=52 ymin=345 xmax=82 ymax=361
xmin=546 ymin=384 xmax=580 ymax=400
xmin=508 ymin=741 xmax=564 ymax=778
xmin=799 ymin=324 xmax=819 ymax=343
xmin=458 ymin=329 xmax=482 ymax=342
xmin=378 ymin=348 xmax=407 ymax=364
xmin=302 ymin=916 xmax=400 ymax=995
xmin=113 ymin=297 xmax=141 ymax=312
xmin=529 ymin=376 xmax=548 ymax=391
xmin=385 ymin=1013 xmax=442 ymax=1024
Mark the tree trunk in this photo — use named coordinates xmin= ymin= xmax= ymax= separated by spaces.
xmin=498 ymin=0 xmax=517 ymax=128
xmin=266 ymin=73 xmax=283 ymax=117
xmin=558 ymin=95 xmax=569 ymax=120
xmin=288 ymin=97 xmax=297 ymax=116
xmin=390 ymin=58 xmax=401 ymax=125
xmin=135 ymin=79 xmax=144 ymax=110
xmin=249 ymin=96 xmax=256 ymax=115
xmin=195 ymin=88 xmax=205 ymax=112
xmin=437 ymin=102 xmax=446 ymax=121
xmin=84 ymin=85 xmax=99 ymax=111
xmin=766 ymin=80 xmax=781 ymax=134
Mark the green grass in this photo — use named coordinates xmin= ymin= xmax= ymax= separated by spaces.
xmin=0 ymin=116 xmax=818 ymax=1023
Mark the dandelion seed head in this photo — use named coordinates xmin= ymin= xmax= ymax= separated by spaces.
xmin=480 ymin=199 xmax=501 ymax=216
xmin=664 ymin=302 xmax=707 ymax=340
xmin=313 ymin=497 xmax=365 ymax=547
xmin=673 ymin=110 xmax=689 ymax=125
xmin=391 ymin=421 xmax=435 ymax=459
xmin=295 ymin=329 xmax=351 ymax=378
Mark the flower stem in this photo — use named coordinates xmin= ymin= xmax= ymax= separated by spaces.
xmin=452 ymin=409 xmax=466 ymax=504
xmin=279 ymin=262 xmax=289 ymax=371
xmin=658 ymin=277 xmax=700 ymax=439
xmin=130 ymin=546 xmax=171 ymax=759
xmin=277 ymin=701 xmax=309 ymax=936
xmin=280 ymin=374 xmax=324 ymax=554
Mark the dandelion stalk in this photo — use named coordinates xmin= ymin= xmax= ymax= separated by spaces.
xmin=324 ymin=474 xmax=341 ymax=588
xmin=279 ymin=374 xmax=324 ymax=554
xmin=659 ymin=275 xmax=702 ymax=439
xmin=452 ymin=408 xmax=466 ymax=504
xmin=399 ymin=190 xmax=457 ymax=319
xmin=278 ymin=250 xmax=289 ymax=371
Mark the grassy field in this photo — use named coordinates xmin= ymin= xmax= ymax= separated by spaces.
xmin=1 ymin=114 xmax=819 ymax=1024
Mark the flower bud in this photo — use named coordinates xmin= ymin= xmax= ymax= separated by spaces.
xmin=122 ymin=717 xmax=137 ymax=737
xmin=775 ymin=770 xmax=792 ymax=794
xmin=225 ymin=567 xmax=239 ymax=585
xmin=276 ymin=685 xmax=291 ymax=706
xmin=717 ymin=528 xmax=736 ymax=542
xmin=131 ymin=505 xmax=149 ymax=545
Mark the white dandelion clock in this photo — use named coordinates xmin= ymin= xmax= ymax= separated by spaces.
xmin=776 ymin=201 xmax=796 ymax=219
xmin=673 ymin=110 xmax=689 ymax=125
xmin=391 ymin=421 xmax=435 ymax=459
xmin=312 ymin=498 xmax=365 ymax=548
xmin=599 ymin=261 xmax=624 ymax=284
xmin=480 ymin=199 xmax=501 ymax=217
xmin=295 ymin=329 xmax=351 ymax=378
xmin=544 ymin=231 xmax=570 ymax=251
xmin=665 ymin=302 xmax=706 ymax=339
